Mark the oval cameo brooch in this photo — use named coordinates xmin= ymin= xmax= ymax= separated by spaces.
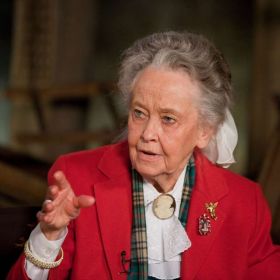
xmin=152 ymin=193 xmax=176 ymax=219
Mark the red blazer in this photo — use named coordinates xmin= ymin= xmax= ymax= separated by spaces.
xmin=7 ymin=141 xmax=280 ymax=280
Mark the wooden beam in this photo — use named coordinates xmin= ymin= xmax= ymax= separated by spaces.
xmin=15 ymin=129 xmax=118 ymax=145
xmin=6 ymin=82 xmax=116 ymax=101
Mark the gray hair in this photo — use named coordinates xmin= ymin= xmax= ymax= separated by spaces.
xmin=117 ymin=31 xmax=233 ymax=129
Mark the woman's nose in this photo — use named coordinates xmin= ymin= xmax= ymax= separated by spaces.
xmin=141 ymin=118 xmax=159 ymax=142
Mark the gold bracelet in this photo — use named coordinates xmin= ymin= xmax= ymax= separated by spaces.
xmin=24 ymin=240 xmax=64 ymax=269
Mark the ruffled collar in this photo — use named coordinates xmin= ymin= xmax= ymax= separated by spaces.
xmin=143 ymin=167 xmax=191 ymax=262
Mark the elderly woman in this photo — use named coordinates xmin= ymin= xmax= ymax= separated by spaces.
xmin=7 ymin=31 xmax=280 ymax=280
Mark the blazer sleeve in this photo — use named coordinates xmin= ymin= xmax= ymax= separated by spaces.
xmin=6 ymin=156 xmax=75 ymax=280
xmin=246 ymin=185 xmax=280 ymax=279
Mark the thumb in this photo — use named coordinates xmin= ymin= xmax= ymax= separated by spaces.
xmin=74 ymin=195 xmax=95 ymax=209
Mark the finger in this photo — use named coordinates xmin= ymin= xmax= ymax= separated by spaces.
xmin=37 ymin=210 xmax=47 ymax=222
xmin=50 ymin=185 xmax=59 ymax=196
xmin=45 ymin=185 xmax=59 ymax=201
xmin=41 ymin=199 xmax=54 ymax=213
xmin=37 ymin=210 xmax=43 ymax=221
xmin=53 ymin=171 xmax=71 ymax=190
xmin=50 ymin=183 xmax=73 ymax=207
xmin=37 ymin=210 xmax=55 ymax=224
xmin=74 ymin=195 xmax=95 ymax=209
xmin=44 ymin=183 xmax=69 ymax=209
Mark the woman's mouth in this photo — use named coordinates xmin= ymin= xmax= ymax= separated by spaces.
xmin=142 ymin=150 xmax=156 ymax=155
xmin=138 ymin=150 xmax=161 ymax=161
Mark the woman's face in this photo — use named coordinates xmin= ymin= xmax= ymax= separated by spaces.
xmin=128 ymin=66 xmax=212 ymax=183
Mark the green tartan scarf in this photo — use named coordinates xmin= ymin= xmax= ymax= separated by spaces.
xmin=128 ymin=156 xmax=195 ymax=280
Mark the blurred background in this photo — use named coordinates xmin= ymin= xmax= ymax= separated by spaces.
xmin=0 ymin=0 xmax=279 ymax=276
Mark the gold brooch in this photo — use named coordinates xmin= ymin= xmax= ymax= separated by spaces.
xmin=205 ymin=202 xmax=218 ymax=220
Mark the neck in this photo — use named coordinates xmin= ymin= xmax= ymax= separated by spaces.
xmin=146 ymin=167 xmax=185 ymax=193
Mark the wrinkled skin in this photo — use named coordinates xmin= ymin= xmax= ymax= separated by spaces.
xmin=128 ymin=66 xmax=213 ymax=192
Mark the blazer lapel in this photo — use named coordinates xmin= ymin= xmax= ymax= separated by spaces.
xmin=93 ymin=142 xmax=133 ymax=278
xmin=181 ymin=151 xmax=229 ymax=280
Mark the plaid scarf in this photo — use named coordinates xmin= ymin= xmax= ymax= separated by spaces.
xmin=128 ymin=156 xmax=195 ymax=280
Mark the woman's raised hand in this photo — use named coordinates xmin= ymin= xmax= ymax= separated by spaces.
xmin=37 ymin=171 xmax=95 ymax=240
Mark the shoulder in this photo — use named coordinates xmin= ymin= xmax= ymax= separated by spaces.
xmin=219 ymin=168 xmax=269 ymax=218
xmin=196 ymin=151 xmax=271 ymax=231
xmin=220 ymin=167 xmax=260 ymax=192
xmin=209 ymin=161 xmax=268 ymax=220
xmin=57 ymin=141 xmax=127 ymax=167
xmin=48 ymin=141 xmax=129 ymax=185
xmin=195 ymin=149 xmax=263 ymax=201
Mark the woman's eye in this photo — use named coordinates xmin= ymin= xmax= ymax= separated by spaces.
xmin=133 ymin=109 xmax=144 ymax=119
xmin=162 ymin=116 xmax=176 ymax=124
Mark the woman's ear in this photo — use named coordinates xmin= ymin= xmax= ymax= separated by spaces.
xmin=196 ymin=124 xmax=215 ymax=149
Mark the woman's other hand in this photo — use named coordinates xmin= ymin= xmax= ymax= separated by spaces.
xmin=37 ymin=171 xmax=95 ymax=240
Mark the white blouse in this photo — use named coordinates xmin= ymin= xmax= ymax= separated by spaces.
xmin=143 ymin=167 xmax=191 ymax=279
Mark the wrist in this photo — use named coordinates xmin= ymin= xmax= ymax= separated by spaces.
xmin=40 ymin=223 xmax=66 ymax=241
